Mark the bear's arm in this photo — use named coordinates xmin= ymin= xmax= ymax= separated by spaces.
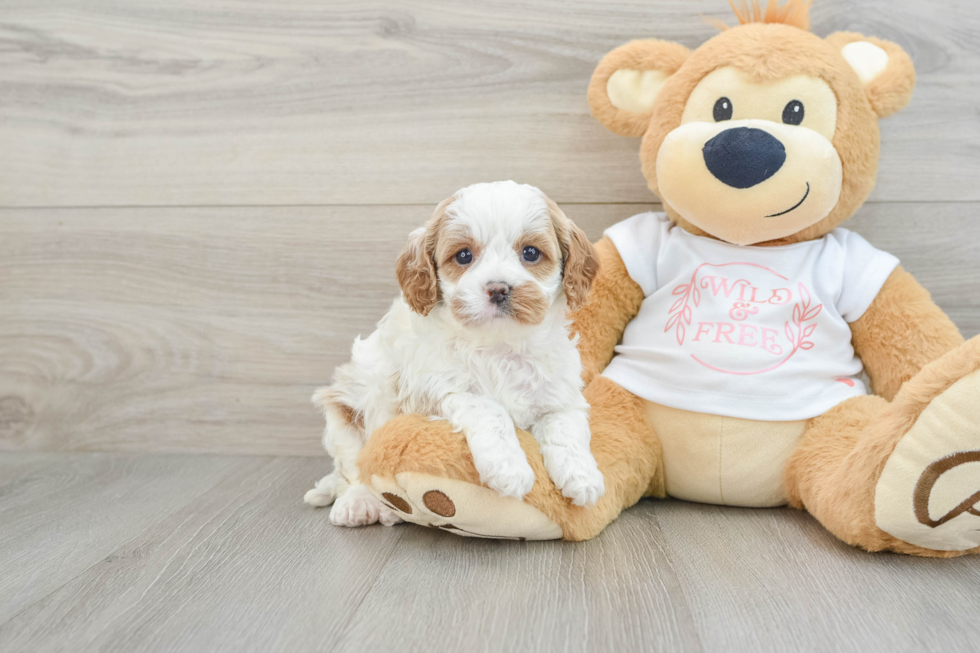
xmin=569 ymin=237 xmax=646 ymax=385
xmin=850 ymin=266 xmax=964 ymax=401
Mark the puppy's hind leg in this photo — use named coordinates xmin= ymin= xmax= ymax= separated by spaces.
xmin=304 ymin=470 xmax=348 ymax=507
xmin=306 ymin=387 xmax=364 ymax=508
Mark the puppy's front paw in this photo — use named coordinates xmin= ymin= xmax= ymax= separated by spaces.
xmin=541 ymin=446 xmax=605 ymax=507
xmin=329 ymin=485 xmax=384 ymax=527
xmin=478 ymin=456 xmax=536 ymax=500
xmin=559 ymin=465 xmax=605 ymax=507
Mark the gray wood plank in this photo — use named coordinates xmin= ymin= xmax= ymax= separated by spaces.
xmin=0 ymin=452 xmax=66 ymax=486
xmin=2 ymin=202 xmax=977 ymax=455
xmin=335 ymin=507 xmax=702 ymax=653
xmin=0 ymin=452 xmax=262 ymax=626
xmin=0 ymin=456 xmax=404 ymax=653
xmin=0 ymin=0 xmax=978 ymax=207
xmin=0 ymin=203 xmax=654 ymax=455
xmin=1 ymin=457 xmax=976 ymax=653
xmin=653 ymin=501 xmax=980 ymax=652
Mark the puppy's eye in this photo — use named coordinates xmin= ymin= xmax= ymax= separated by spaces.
xmin=522 ymin=246 xmax=541 ymax=263
xmin=782 ymin=100 xmax=804 ymax=125
xmin=713 ymin=97 xmax=733 ymax=122
xmin=454 ymin=249 xmax=473 ymax=265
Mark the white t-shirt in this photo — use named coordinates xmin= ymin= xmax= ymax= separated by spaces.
xmin=602 ymin=213 xmax=899 ymax=421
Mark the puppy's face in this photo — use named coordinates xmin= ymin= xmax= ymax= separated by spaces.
xmin=396 ymin=181 xmax=599 ymax=329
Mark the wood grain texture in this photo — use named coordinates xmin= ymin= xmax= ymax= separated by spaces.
xmin=337 ymin=507 xmax=701 ymax=653
xmin=1 ymin=0 xmax=978 ymax=206
xmin=654 ymin=501 xmax=980 ymax=652
xmin=0 ymin=455 xmax=404 ymax=653
xmin=0 ymin=203 xmax=651 ymax=455
xmin=0 ymin=451 xmax=60 ymax=486
xmin=2 ymin=202 xmax=977 ymax=455
xmin=0 ymin=453 xmax=977 ymax=653
xmin=0 ymin=452 xmax=259 ymax=625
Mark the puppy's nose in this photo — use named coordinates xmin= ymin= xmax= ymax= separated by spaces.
xmin=703 ymin=127 xmax=786 ymax=189
xmin=485 ymin=282 xmax=511 ymax=305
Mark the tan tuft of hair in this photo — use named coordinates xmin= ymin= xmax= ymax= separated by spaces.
xmin=710 ymin=0 xmax=812 ymax=31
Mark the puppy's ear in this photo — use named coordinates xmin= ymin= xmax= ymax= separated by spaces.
xmin=546 ymin=198 xmax=600 ymax=312
xmin=826 ymin=32 xmax=915 ymax=118
xmin=396 ymin=196 xmax=453 ymax=315
xmin=589 ymin=39 xmax=690 ymax=137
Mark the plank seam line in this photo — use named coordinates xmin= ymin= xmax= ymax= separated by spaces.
xmin=327 ymin=526 xmax=410 ymax=651
xmin=646 ymin=506 xmax=707 ymax=653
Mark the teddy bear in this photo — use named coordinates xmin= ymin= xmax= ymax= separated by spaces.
xmin=352 ymin=0 xmax=980 ymax=556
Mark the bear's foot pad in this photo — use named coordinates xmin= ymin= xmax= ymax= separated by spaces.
xmin=366 ymin=473 xmax=563 ymax=540
xmin=876 ymin=370 xmax=980 ymax=552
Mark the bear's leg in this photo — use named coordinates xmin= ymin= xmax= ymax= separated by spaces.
xmin=564 ymin=376 xmax=666 ymax=539
xmin=786 ymin=338 xmax=980 ymax=556
xmin=357 ymin=376 xmax=663 ymax=541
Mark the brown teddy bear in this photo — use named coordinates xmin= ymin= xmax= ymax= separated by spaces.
xmin=354 ymin=0 xmax=980 ymax=556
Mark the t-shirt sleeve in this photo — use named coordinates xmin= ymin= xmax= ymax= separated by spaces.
xmin=603 ymin=213 xmax=666 ymax=296
xmin=836 ymin=230 xmax=900 ymax=323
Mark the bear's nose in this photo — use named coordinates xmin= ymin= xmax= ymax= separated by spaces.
xmin=703 ymin=127 xmax=786 ymax=189
xmin=485 ymin=282 xmax=511 ymax=305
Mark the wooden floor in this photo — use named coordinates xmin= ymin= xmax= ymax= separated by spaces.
xmin=0 ymin=452 xmax=976 ymax=653
xmin=3 ymin=0 xmax=980 ymax=651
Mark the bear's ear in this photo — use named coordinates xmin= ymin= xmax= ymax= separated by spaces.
xmin=588 ymin=39 xmax=690 ymax=137
xmin=826 ymin=32 xmax=916 ymax=118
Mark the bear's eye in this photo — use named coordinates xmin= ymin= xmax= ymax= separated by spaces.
xmin=713 ymin=97 xmax=733 ymax=122
xmin=454 ymin=249 xmax=473 ymax=265
xmin=522 ymin=246 xmax=541 ymax=263
xmin=782 ymin=100 xmax=805 ymax=125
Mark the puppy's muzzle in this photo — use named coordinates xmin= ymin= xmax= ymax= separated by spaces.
xmin=485 ymin=282 xmax=511 ymax=307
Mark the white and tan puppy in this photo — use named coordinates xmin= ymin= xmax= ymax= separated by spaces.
xmin=305 ymin=181 xmax=605 ymax=527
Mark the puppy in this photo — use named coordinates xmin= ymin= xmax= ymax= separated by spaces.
xmin=304 ymin=181 xmax=605 ymax=527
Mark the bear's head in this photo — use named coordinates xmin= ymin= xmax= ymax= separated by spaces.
xmin=589 ymin=0 xmax=915 ymax=246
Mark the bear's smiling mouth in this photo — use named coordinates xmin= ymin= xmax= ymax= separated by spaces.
xmin=765 ymin=182 xmax=810 ymax=218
